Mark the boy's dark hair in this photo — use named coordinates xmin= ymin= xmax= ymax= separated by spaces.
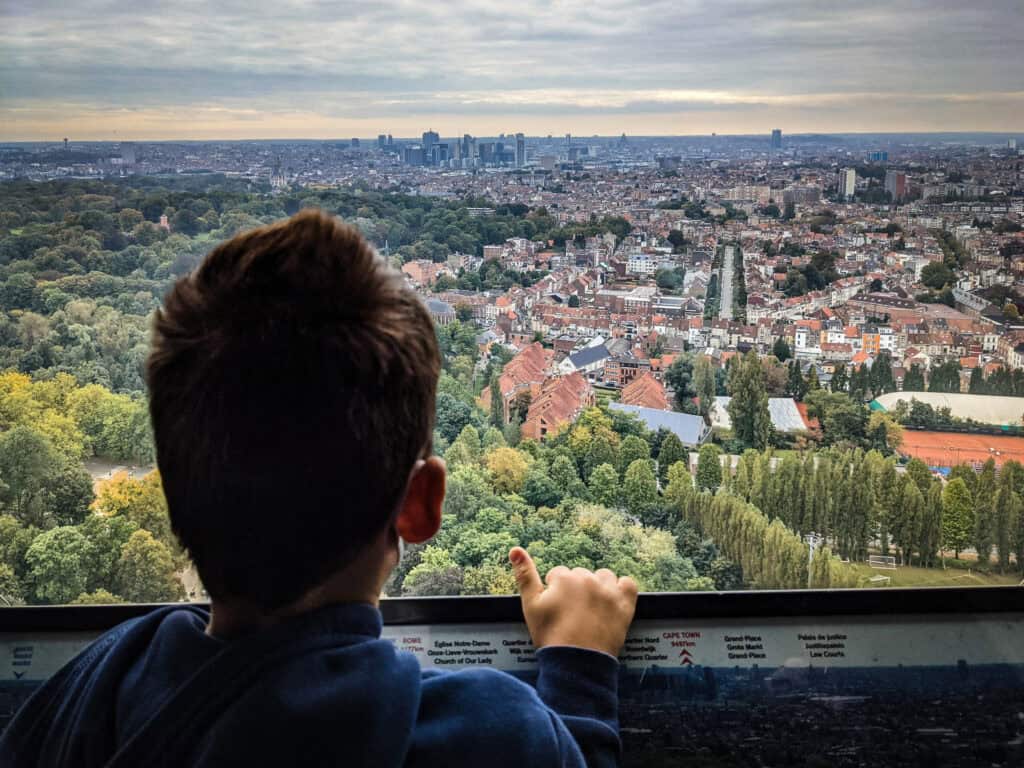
xmin=147 ymin=209 xmax=439 ymax=612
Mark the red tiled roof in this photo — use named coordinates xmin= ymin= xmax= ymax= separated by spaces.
xmin=522 ymin=372 xmax=594 ymax=441
xmin=620 ymin=371 xmax=669 ymax=410
xmin=479 ymin=342 xmax=549 ymax=411
xmin=796 ymin=402 xmax=820 ymax=431
xmin=960 ymin=356 xmax=981 ymax=369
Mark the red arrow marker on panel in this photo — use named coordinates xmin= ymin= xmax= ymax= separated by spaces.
xmin=680 ymin=649 xmax=694 ymax=666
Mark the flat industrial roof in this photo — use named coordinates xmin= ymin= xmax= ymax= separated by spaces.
xmin=711 ymin=396 xmax=810 ymax=433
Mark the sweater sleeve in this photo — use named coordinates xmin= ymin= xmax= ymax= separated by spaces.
xmin=534 ymin=646 xmax=621 ymax=768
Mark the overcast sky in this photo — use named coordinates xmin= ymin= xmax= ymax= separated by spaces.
xmin=2 ymin=0 xmax=1021 ymax=141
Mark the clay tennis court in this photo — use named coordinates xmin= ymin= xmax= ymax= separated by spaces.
xmin=898 ymin=430 xmax=1024 ymax=469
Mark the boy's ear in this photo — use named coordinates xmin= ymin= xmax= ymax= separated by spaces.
xmin=395 ymin=457 xmax=446 ymax=544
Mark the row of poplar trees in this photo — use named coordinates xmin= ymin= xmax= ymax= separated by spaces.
xmin=725 ymin=448 xmax=1024 ymax=571
xmin=663 ymin=461 xmax=858 ymax=589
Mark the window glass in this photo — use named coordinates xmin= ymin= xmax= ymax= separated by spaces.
xmin=1 ymin=2 xmax=1022 ymax=609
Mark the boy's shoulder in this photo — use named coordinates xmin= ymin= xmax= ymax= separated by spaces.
xmin=420 ymin=666 xmax=543 ymax=707
xmin=412 ymin=667 xmax=560 ymax=764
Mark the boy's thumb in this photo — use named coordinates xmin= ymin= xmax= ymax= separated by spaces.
xmin=509 ymin=547 xmax=542 ymax=601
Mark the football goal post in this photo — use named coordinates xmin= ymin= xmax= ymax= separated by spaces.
xmin=868 ymin=555 xmax=897 ymax=570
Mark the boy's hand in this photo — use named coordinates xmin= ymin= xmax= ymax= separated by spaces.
xmin=510 ymin=546 xmax=638 ymax=657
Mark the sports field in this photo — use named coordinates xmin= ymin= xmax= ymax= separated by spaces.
xmin=849 ymin=562 xmax=1022 ymax=588
xmin=897 ymin=430 xmax=1024 ymax=469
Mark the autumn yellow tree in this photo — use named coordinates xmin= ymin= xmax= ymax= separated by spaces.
xmin=485 ymin=447 xmax=530 ymax=494
xmin=92 ymin=471 xmax=179 ymax=557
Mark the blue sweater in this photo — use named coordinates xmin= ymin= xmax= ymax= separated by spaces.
xmin=0 ymin=603 xmax=621 ymax=767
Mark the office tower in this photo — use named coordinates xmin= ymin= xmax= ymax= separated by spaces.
xmin=63 ymin=138 xmax=69 ymax=151
xmin=120 ymin=143 xmax=136 ymax=166
xmin=386 ymin=134 xmax=393 ymax=147
xmin=838 ymin=168 xmax=856 ymax=199
xmin=422 ymin=130 xmax=439 ymax=150
xmin=770 ymin=129 xmax=782 ymax=149
xmin=403 ymin=146 xmax=424 ymax=165
xmin=884 ymin=170 xmax=907 ymax=202
xmin=515 ymin=133 xmax=525 ymax=168
xmin=351 ymin=138 xmax=360 ymax=147
xmin=1010 ymin=138 xmax=1018 ymax=150
xmin=566 ymin=133 xmax=571 ymax=146
xmin=378 ymin=134 xmax=387 ymax=148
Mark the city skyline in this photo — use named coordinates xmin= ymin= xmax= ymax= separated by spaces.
xmin=2 ymin=0 xmax=1023 ymax=141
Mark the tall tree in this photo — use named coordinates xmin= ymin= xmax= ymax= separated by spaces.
xmin=24 ymin=526 xmax=91 ymax=604
xmin=488 ymin=373 xmax=504 ymax=427
xmin=892 ymin=479 xmax=924 ymax=565
xmin=948 ymin=463 xmax=978 ymax=497
xmin=848 ymin=364 xmax=870 ymax=402
xmin=435 ymin=393 xmax=479 ymax=444
xmin=0 ymin=426 xmax=59 ymax=527
xmin=972 ymin=458 xmax=997 ymax=566
xmin=47 ymin=461 xmax=95 ymax=527
xmin=786 ymin=360 xmax=807 ymax=400
xmin=114 ymin=530 xmax=183 ymax=603
xmin=968 ymin=366 xmax=985 ymax=394
xmin=665 ymin=356 xmax=698 ymax=413
xmin=870 ymin=353 xmax=896 ymax=394
xmin=663 ymin=461 xmax=694 ymax=510
xmin=941 ymin=477 xmax=974 ymax=559
xmin=830 ymin=363 xmax=848 ymax=393
xmin=903 ymin=364 xmax=925 ymax=392
xmin=623 ymin=459 xmax=658 ymax=517
xmin=772 ymin=337 xmax=791 ymax=362
xmin=78 ymin=513 xmax=138 ymax=593
xmin=618 ymin=435 xmax=651 ymax=478
xmin=928 ymin=361 xmax=961 ymax=393
xmin=727 ymin=350 xmax=773 ymax=449
xmin=920 ymin=482 xmax=944 ymax=567
xmin=588 ymin=463 xmax=621 ymax=508
xmin=804 ymin=365 xmax=821 ymax=393
xmin=1015 ymin=489 xmax=1024 ymax=574
xmin=696 ymin=444 xmax=722 ymax=492
xmin=549 ymin=455 xmax=582 ymax=494
xmin=904 ymin=458 xmax=933 ymax=496
xmin=657 ymin=432 xmax=687 ymax=486
xmin=694 ymin=356 xmax=716 ymax=419
xmin=521 ymin=468 xmax=562 ymax=509
xmin=992 ymin=483 xmax=1017 ymax=572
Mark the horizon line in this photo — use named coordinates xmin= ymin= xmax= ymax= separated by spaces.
xmin=2 ymin=129 xmax=1022 ymax=145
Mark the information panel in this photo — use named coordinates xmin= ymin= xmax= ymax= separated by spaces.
xmin=3 ymin=611 xmax=1023 ymax=766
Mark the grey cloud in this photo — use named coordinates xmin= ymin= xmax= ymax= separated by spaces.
xmin=1 ymin=0 xmax=1021 ymax=136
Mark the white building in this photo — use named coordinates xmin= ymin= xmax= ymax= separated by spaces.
xmin=878 ymin=327 xmax=898 ymax=353
xmin=626 ymin=252 xmax=659 ymax=277
xmin=838 ymin=168 xmax=857 ymax=199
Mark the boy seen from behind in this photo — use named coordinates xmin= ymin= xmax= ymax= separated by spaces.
xmin=0 ymin=210 xmax=638 ymax=767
